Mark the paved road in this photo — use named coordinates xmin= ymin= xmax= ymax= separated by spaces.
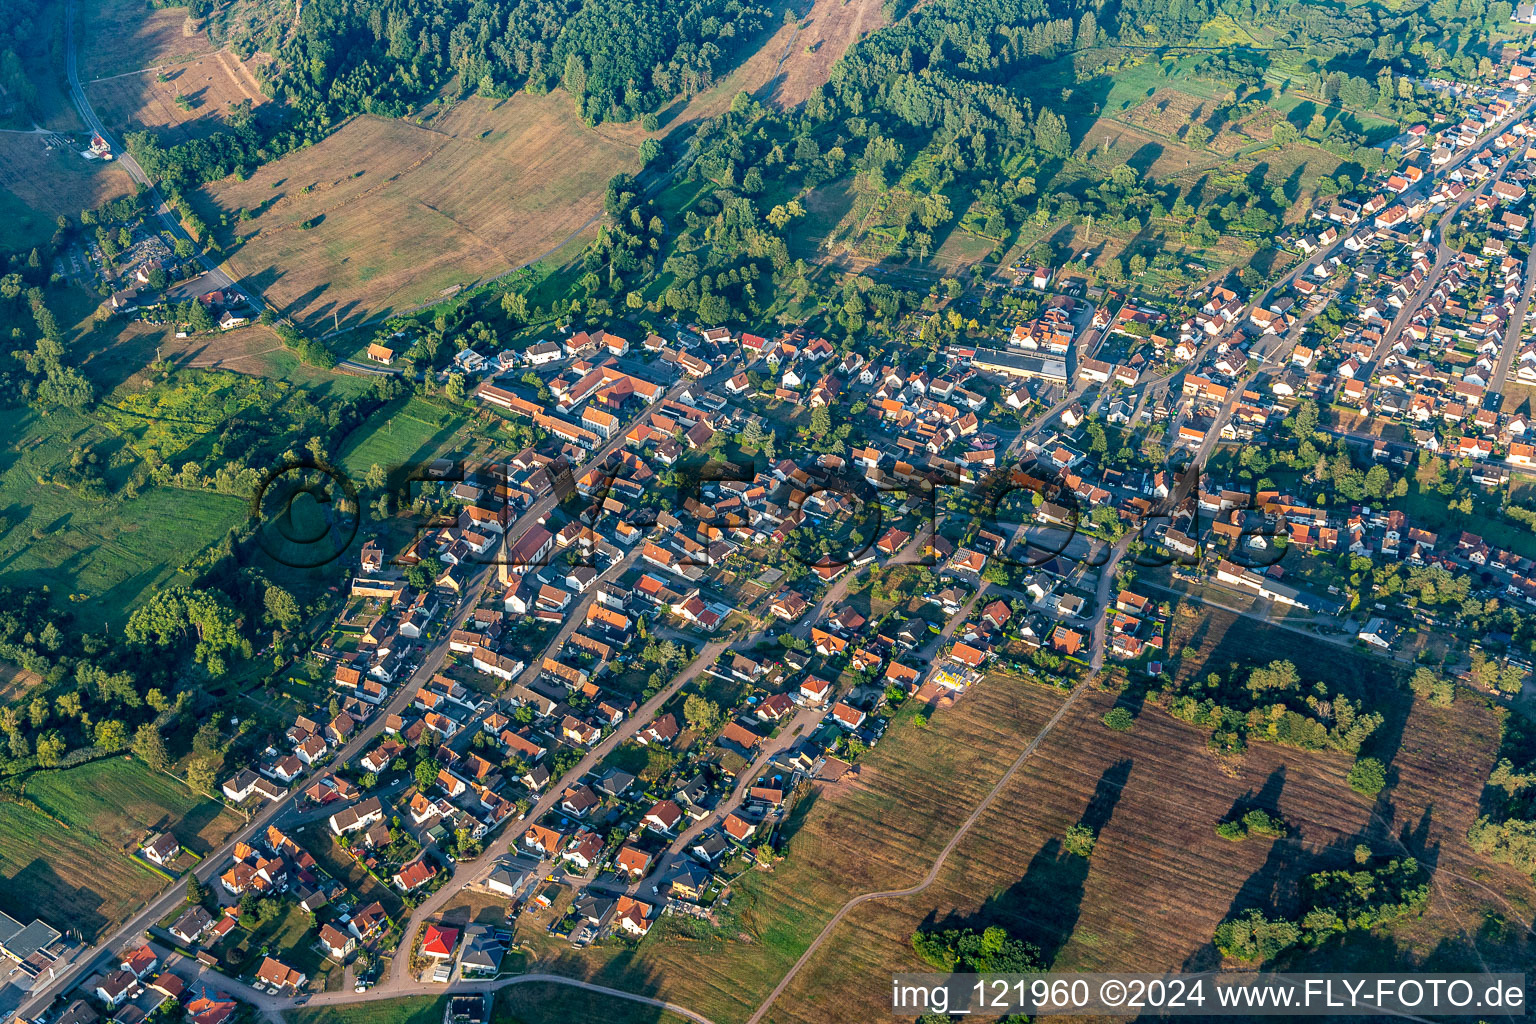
xmin=13 ymin=367 xmax=701 ymax=1019
xmin=381 ymin=635 xmax=733 ymax=988
xmin=63 ymin=0 xmax=251 ymax=308
xmin=1367 ymin=159 xmax=1509 ymax=375
xmin=1492 ymin=214 xmax=1536 ymax=396
xmin=175 ymin=955 xmax=718 ymax=1024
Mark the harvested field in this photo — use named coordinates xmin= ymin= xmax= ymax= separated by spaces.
xmin=0 ymin=665 xmax=45 ymax=706
xmin=762 ymin=671 xmax=1536 ymax=1024
xmin=1125 ymin=89 xmax=1213 ymax=140
xmin=654 ymin=0 xmax=886 ymax=128
xmin=0 ymin=132 xmax=133 ymax=253
xmin=81 ymin=0 xmax=216 ymax=79
xmin=86 ymin=51 xmax=269 ymax=144
xmin=199 ymin=91 xmax=642 ymax=329
xmin=0 ymin=757 xmax=242 ymax=940
xmin=0 ymin=795 xmax=161 ymax=941
xmin=508 ymin=676 xmax=1068 ymax=1024
xmin=769 ymin=0 xmax=885 ymax=108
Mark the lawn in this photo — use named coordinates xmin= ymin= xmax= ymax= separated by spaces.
xmin=285 ymin=988 xmax=703 ymax=1024
xmin=0 ymin=757 xmax=239 ymax=940
xmin=288 ymin=998 xmax=446 ymax=1024
xmin=1398 ymin=481 xmax=1536 ymax=561
xmin=496 ymin=985 xmax=695 ymax=1024
xmin=297 ymin=827 xmax=406 ymax=921
xmin=0 ymin=409 xmax=247 ymax=630
xmin=336 ymin=396 xmax=468 ymax=481
xmin=218 ymin=901 xmax=341 ymax=989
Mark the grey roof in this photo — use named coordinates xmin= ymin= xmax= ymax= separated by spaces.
xmin=457 ymin=926 xmax=507 ymax=972
xmin=0 ymin=911 xmax=61 ymax=960
xmin=595 ymin=769 xmax=635 ymax=797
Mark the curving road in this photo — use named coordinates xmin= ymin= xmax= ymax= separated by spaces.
xmin=63 ymin=0 xmax=255 ymax=308
xmin=181 ymin=960 xmax=717 ymax=1024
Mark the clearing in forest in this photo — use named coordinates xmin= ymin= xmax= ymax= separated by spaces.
xmin=199 ymin=91 xmax=642 ymax=330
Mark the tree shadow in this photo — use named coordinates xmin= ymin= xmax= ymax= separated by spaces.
xmin=1127 ymin=142 xmax=1164 ymax=178
xmin=7 ymin=858 xmax=110 ymax=941
xmin=920 ymin=759 xmax=1133 ymax=967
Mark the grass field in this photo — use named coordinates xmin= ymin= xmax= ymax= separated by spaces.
xmin=289 ymin=998 xmax=447 ymax=1024
xmin=25 ymin=757 xmax=243 ymax=855
xmin=198 ymin=91 xmax=643 ymax=330
xmin=503 ymin=676 xmax=1067 ymax=1024
xmin=336 ymin=397 xmax=468 ymax=480
xmin=0 ymin=408 xmax=247 ymax=630
xmin=86 ymin=50 xmax=269 ymax=145
xmin=81 ymin=0 xmax=217 ymax=79
xmin=760 ymin=672 xmax=1535 ymax=1024
xmin=0 ymin=133 xmax=133 ymax=253
xmin=496 ymin=986 xmax=694 ymax=1024
xmin=0 ymin=757 xmax=242 ymax=940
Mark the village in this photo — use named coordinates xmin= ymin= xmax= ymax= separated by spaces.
xmin=11 ymin=28 xmax=1536 ymax=1024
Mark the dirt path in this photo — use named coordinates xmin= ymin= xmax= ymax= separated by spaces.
xmin=744 ymin=676 xmax=1092 ymax=1024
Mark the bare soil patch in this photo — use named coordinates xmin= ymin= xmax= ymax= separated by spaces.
xmin=87 ymin=51 xmax=270 ymax=144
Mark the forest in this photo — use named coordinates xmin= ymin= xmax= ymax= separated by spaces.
xmin=257 ymin=0 xmax=773 ymax=126
xmin=0 ymin=0 xmax=45 ymax=123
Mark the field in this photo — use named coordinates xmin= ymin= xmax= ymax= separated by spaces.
xmin=759 ymin=644 xmax=1536 ymax=1023
xmin=502 ymin=676 xmax=1067 ymax=1024
xmin=1074 ymin=118 xmax=1212 ymax=183
xmin=496 ymin=986 xmax=695 ymax=1024
xmin=81 ymin=0 xmax=217 ymax=79
xmin=0 ymin=408 xmax=247 ymax=630
xmin=289 ymin=998 xmax=447 ymax=1024
xmin=288 ymin=990 xmax=698 ymax=1024
xmin=85 ymin=51 xmax=269 ymax=145
xmin=73 ymin=312 xmax=373 ymax=394
xmin=0 ymin=133 xmax=133 ymax=253
xmin=198 ymin=91 xmax=643 ymax=329
xmin=771 ymin=0 xmax=886 ymax=108
xmin=0 ymin=757 xmax=242 ymax=940
xmin=336 ymin=397 xmax=468 ymax=480
xmin=25 ymin=757 xmax=243 ymax=855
